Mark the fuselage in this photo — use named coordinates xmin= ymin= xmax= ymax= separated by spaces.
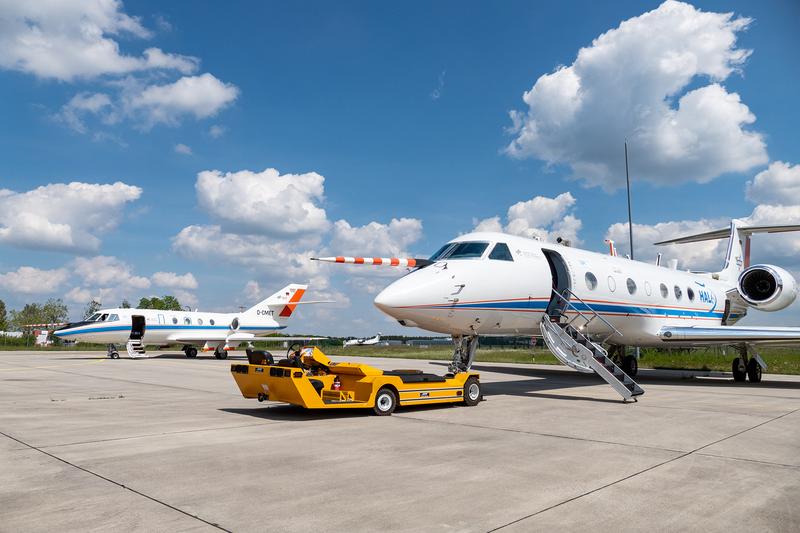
xmin=54 ymin=308 xmax=285 ymax=345
xmin=374 ymin=232 xmax=741 ymax=346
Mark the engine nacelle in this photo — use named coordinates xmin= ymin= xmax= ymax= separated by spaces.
xmin=737 ymin=264 xmax=797 ymax=312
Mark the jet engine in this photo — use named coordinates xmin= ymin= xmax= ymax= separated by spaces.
xmin=737 ymin=264 xmax=797 ymax=312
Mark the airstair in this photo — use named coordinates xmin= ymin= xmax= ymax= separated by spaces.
xmin=126 ymin=339 xmax=147 ymax=359
xmin=541 ymin=289 xmax=644 ymax=401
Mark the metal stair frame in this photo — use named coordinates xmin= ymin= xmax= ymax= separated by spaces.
xmin=126 ymin=339 xmax=147 ymax=359
xmin=541 ymin=289 xmax=644 ymax=401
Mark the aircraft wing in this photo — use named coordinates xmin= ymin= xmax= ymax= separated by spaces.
xmin=658 ymin=326 xmax=800 ymax=345
xmin=167 ymin=332 xmax=326 ymax=343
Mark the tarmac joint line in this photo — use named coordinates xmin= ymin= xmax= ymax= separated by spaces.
xmin=486 ymin=406 xmax=800 ymax=532
xmin=0 ymin=430 xmax=231 ymax=532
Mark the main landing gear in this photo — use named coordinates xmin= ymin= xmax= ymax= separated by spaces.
xmin=106 ymin=344 xmax=120 ymax=359
xmin=732 ymin=344 xmax=763 ymax=383
xmin=214 ymin=346 xmax=228 ymax=360
xmin=608 ymin=345 xmax=638 ymax=378
xmin=183 ymin=345 xmax=198 ymax=358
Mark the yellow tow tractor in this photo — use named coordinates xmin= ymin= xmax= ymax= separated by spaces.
xmin=230 ymin=345 xmax=482 ymax=415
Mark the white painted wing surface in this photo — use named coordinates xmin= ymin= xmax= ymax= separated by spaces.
xmin=658 ymin=326 xmax=800 ymax=345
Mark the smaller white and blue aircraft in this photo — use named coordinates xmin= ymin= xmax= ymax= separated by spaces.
xmin=343 ymin=333 xmax=382 ymax=347
xmin=54 ymin=284 xmax=318 ymax=359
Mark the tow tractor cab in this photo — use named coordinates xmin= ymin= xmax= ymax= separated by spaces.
xmin=230 ymin=346 xmax=482 ymax=416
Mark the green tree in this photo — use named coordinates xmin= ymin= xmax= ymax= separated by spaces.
xmin=10 ymin=303 xmax=44 ymax=330
xmin=42 ymin=298 xmax=69 ymax=325
xmin=161 ymin=295 xmax=182 ymax=311
xmin=137 ymin=295 xmax=181 ymax=311
xmin=0 ymin=299 xmax=7 ymax=331
xmin=120 ymin=299 xmax=131 ymax=309
xmin=83 ymin=300 xmax=102 ymax=320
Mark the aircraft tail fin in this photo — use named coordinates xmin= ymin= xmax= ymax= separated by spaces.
xmin=654 ymin=220 xmax=800 ymax=281
xmin=244 ymin=284 xmax=308 ymax=325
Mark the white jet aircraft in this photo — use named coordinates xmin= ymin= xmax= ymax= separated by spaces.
xmin=343 ymin=333 xmax=381 ymax=347
xmin=315 ymin=220 xmax=800 ymax=400
xmin=54 ymin=284 xmax=318 ymax=359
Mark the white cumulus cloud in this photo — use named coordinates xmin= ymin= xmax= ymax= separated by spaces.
xmin=0 ymin=266 xmax=69 ymax=295
xmin=152 ymin=271 xmax=198 ymax=290
xmin=72 ymin=256 xmax=151 ymax=290
xmin=329 ymin=218 xmax=424 ymax=257
xmin=746 ymin=161 xmax=800 ymax=207
xmin=196 ymin=168 xmax=329 ymax=237
xmin=473 ymin=192 xmax=582 ymax=244
xmin=0 ymin=181 xmax=142 ymax=253
xmin=0 ymin=1 xmax=197 ymax=81
xmin=126 ymin=73 xmax=239 ymax=128
xmin=174 ymin=143 xmax=192 ymax=155
xmin=506 ymin=0 xmax=767 ymax=188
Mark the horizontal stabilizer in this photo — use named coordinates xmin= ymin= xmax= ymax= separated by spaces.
xmin=655 ymin=224 xmax=800 ymax=245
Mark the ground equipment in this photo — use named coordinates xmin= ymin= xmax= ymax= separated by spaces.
xmin=230 ymin=346 xmax=481 ymax=415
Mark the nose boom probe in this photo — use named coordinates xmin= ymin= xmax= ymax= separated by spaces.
xmin=311 ymin=256 xmax=432 ymax=268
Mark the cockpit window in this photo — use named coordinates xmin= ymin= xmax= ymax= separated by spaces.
xmin=432 ymin=241 xmax=489 ymax=260
xmin=430 ymin=243 xmax=456 ymax=261
xmin=488 ymin=243 xmax=514 ymax=261
xmin=107 ymin=314 xmax=119 ymax=322
xmin=88 ymin=313 xmax=101 ymax=322
xmin=99 ymin=313 xmax=109 ymax=321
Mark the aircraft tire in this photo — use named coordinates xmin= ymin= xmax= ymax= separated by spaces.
xmin=373 ymin=387 xmax=397 ymax=416
xmin=747 ymin=358 xmax=762 ymax=383
xmin=216 ymin=350 xmax=228 ymax=360
xmin=110 ymin=352 xmax=119 ymax=359
xmin=732 ymin=358 xmax=747 ymax=382
xmin=463 ymin=377 xmax=482 ymax=406
xmin=186 ymin=347 xmax=198 ymax=358
xmin=622 ymin=355 xmax=638 ymax=377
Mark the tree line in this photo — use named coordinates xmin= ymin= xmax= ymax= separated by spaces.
xmin=0 ymin=295 xmax=184 ymax=332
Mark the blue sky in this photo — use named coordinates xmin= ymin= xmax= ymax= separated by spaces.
xmin=1 ymin=0 xmax=799 ymax=334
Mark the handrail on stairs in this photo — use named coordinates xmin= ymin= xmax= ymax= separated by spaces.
xmin=549 ymin=288 xmax=623 ymax=343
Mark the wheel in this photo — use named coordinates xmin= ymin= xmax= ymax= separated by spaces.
xmin=109 ymin=351 xmax=119 ymax=359
xmin=747 ymin=358 xmax=762 ymax=383
xmin=732 ymin=357 xmax=747 ymax=382
xmin=622 ymin=355 xmax=638 ymax=377
xmin=216 ymin=350 xmax=228 ymax=360
xmin=373 ymin=388 xmax=397 ymax=416
xmin=463 ymin=377 xmax=482 ymax=406
xmin=185 ymin=347 xmax=198 ymax=358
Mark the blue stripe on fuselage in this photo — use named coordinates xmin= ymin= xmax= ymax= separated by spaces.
xmin=54 ymin=324 xmax=285 ymax=337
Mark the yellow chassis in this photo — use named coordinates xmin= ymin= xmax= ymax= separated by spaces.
xmin=230 ymin=346 xmax=480 ymax=412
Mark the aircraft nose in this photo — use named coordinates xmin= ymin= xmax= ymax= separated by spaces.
xmin=374 ymin=285 xmax=401 ymax=314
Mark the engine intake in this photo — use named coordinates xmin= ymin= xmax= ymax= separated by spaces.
xmin=737 ymin=264 xmax=797 ymax=312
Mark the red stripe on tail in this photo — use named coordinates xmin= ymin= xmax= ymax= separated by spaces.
xmin=279 ymin=288 xmax=306 ymax=317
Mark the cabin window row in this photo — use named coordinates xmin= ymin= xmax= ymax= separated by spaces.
xmin=584 ymin=272 xmax=698 ymax=301
xmin=169 ymin=317 xmax=216 ymax=326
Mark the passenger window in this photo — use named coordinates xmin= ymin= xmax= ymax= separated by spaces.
xmin=674 ymin=285 xmax=682 ymax=300
xmin=687 ymin=287 xmax=695 ymax=301
xmin=488 ymin=243 xmax=514 ymax=261
xmin=197 ymin=318 xmax=204 ymax=325
xmin=184 ymin=317 xmax=191 ymax=325
xmin=660 ymin=283 xmax=668 ymax=298
xmin=607 ymin=276 xmax=616 ymax=292
xmin=626 ymin=278 xmax=637 ymax=295
xmin=172 ymin=317 xmax=178 ymax=325
xmin=210 ymin=319 xmax=215 ymax=326
xmin=585 ymin=272 xmax=598 ymax=290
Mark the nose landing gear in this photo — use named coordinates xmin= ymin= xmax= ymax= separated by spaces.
xmin=448 ymin=335 xmax=479 ymax=373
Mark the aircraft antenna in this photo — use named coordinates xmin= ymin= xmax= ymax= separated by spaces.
xmin=625 ymin=140 xmax=634 ymax=260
